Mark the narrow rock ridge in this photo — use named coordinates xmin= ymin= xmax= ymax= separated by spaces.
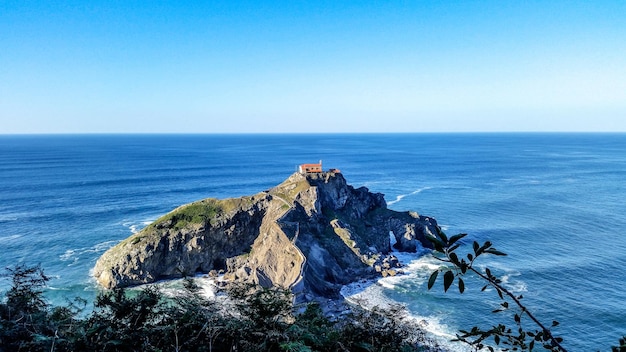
xmin=93 ymin=171 xmax=439 ymax=297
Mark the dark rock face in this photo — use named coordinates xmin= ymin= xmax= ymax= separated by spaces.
xmin=93 ymin=172 xmax=439 ymax=297
xmin=388 ymin=212 xmax=438 ymax=252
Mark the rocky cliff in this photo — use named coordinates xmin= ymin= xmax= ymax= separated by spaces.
xmin=93 ymin=171 xmax=439 ymax=297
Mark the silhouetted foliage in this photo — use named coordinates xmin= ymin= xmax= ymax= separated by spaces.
xmin=425 ymin=227 xmax=567 ymax=351
xmin=285 ymin=302 xmax=340 ymax=351
xmin=612 ymin=337 xmax=626 ymax=352
xmin=0 ymin=264 xmax=82 ymax=351
xmin=6 ymin=257 xmax=620 ymax=352
xmin=76 ymin=286 xmax=169 ymax=351
xmin=336 ymin=302 xmax=425 ymax=352
xmin=0 ymin=265 xmax=436 ymax=352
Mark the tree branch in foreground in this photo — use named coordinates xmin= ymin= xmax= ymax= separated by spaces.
xmin=425 ymin=228 xmax=567 ymax=352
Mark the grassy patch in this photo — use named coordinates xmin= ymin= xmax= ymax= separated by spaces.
xmin=154 ymin=199 xmax=224 ymax=231
xmin=271 ymin=178 xmax=311 ymax=203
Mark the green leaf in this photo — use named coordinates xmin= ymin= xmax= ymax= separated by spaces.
xmin=427 ymin=270 xmax=438 ymax=290
xmin=443 ymin=270 xmax=454 ymax=292
xmin=424 ymin=233 xmax=441 ymax=244
xmin=425 ymin=233 xmax=445 ymax=250
xmin=552 ymin=320 xmax=560 ymax=327
xmin=437 ymin=228 xmax=449 ymax=244
xmin=448 ymin=233 xmax=467 ymax=246
xmin=449 ymin=252 xmax=460 ymax=265
xmin=476 ymin=241 xmax=493 ymax=256
xmin=458 ymin=277 xmax=465 ymax=293
xmin=494 ymin=335 xmax=500 ymax=345
xmin=473 ymin=241 xmax=480 ymax=254
xmin=485 ymin=248 xmax=507 ymax=256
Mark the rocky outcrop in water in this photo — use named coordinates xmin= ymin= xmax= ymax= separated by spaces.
xmin=93 ymin=171 xmax=438 ymax=297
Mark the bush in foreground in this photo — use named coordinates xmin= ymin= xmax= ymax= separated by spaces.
xmin=0 ymin=265 xmax=436 ymax=352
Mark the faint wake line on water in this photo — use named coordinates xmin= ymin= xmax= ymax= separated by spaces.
xmin=0 ymin=234 xmax=22 ymax=243
xmin=387 ymin=187 xmax=433 ymax=205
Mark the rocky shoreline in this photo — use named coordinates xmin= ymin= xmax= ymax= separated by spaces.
xmin=94 ymin=170 xmax=439 ymax=301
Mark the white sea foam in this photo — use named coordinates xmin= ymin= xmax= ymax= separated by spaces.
xmin=59 ymin=249 xmax=76 ymax=261
xmin=122 ymin=218 xmax=156 ymax=234
xmin=193 ymin=276 xmax=219 ymax=299
xmin=340 ymin=280 xmax=394 ymax=310
xmin=340 ymin=251 xmax=479 ymax=350
xmin=43 ymin=276 xmax=65 ymax=292
xmin=387 ymin=187 xmax=433 ymax=205
xmin=341 ymin=277 xmax=470 ymax=352
xmin=388 ymin=194 xmax=407 ymax=205
xmin=59 ymin=240 xmax=120 ymax=265
xmin=341 ymin=250 xmax=506 ymax=351
xmin=92 ymin=240 xmax=120 ymax=252
xmin=130 ymin=220 xmax=153 ymax=234
xmin=378 ymin=279 xmax=397 ymax=290
xmin=47 ymin=286 xmax=70 ymax=291
xmin=500 ymin=272 xmax=527 ymax=293
xmin=133 ymin=275 xmax=221 ymax=301
xmin=405 ymin=255 xmax=446 ymax=273
xmin=0 ymin=234 xmax=22 ymax=243
xmin=477 ymin=262 xmax=528 ymax=294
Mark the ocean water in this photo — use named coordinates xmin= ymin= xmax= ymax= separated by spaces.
xmin=1 ymin=133 xmax=624 ymax=351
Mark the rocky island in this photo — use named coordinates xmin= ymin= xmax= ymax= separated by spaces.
xmin=94 ymin=168 xmax=439 ymax=298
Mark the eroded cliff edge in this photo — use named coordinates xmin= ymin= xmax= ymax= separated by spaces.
xmin=93 ymin=171 xmax=438 ymax=297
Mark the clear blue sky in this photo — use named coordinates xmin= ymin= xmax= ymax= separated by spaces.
xmin=1 ymin=1 xmax=625 ymax=133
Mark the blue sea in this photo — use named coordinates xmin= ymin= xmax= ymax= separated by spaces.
xmin=0 ymin=133 xmax=624 ymax=351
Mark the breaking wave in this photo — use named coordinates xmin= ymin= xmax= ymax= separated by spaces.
xmin=59 ymin=240 xmax=120 ymax=266
xmin=122 ymin=218 xmax=156 ymax=234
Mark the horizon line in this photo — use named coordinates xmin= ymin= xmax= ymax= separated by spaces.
xmin=2 ymin=131 xmax=626 ymax=136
